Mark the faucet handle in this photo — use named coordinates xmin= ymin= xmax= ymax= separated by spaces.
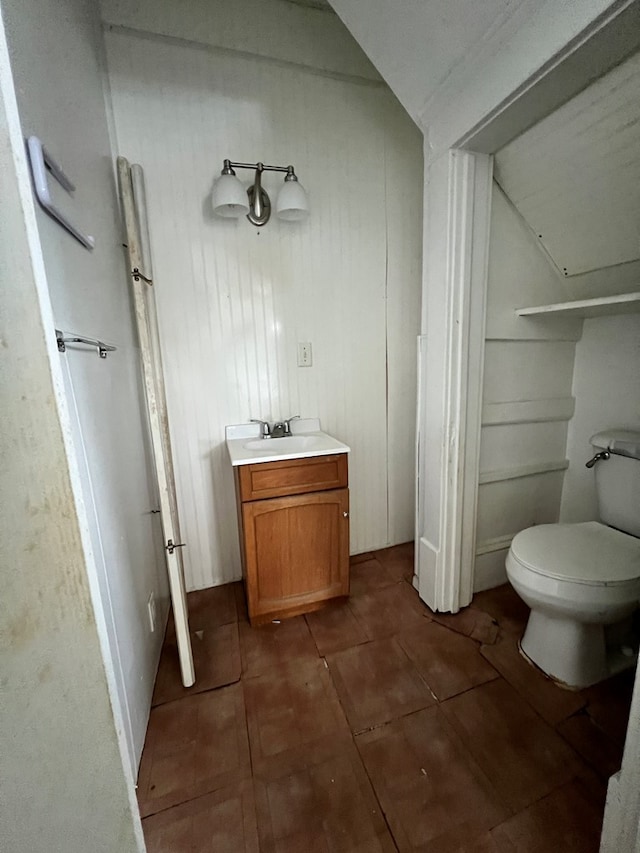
xmin=283 ymin=415 xmax=300 ymax=435
xmin=250 ymin=418 xmax=271 ymax=437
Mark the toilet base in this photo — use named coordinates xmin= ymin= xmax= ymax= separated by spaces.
xmin=521 ymin=611 xmax=609 ymax=689
xmin=520 ymin=610 xmax=639 ymax=689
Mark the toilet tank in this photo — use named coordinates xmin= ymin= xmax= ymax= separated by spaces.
xmin=591 ymin=430 xmax=640 ymax=538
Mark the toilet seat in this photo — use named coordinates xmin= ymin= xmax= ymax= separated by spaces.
xmin=509 ymin=521 xmax=640 ymax=587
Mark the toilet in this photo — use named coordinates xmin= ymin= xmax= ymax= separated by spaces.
xmin=506 ymin=429 xmax=640 ymax=689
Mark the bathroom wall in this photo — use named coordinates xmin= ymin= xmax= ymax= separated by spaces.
xmin=474 ymin=184 xmax=581 ymax=591
xmin=560 ymin=315 xmax=640 ymax=523
xmin=0 ymin=2 xmax=142 ymax=849
xmin=2 ymin=0 xmax=168 ymax=775
xmin=101 ymin=0 xmax=423 ymax=590
xmin=100 ymin=0 xmax=380 ymax=81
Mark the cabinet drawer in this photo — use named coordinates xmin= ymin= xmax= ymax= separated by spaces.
xmin=236 ymin=453 xmax=348 ymax=502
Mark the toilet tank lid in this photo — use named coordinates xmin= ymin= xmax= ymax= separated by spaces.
xmin=590 ymin=429 xmax=640 ymax=460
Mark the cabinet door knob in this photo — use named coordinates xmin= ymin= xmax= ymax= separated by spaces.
xmin=343 ymin=511 xmax=349 ymax=518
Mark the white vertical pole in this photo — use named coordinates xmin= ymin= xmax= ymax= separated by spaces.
xmin=117 ymin=157 xmax=194 ymax=687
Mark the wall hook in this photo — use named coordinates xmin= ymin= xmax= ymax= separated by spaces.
xmin=131 ymin=267 xmax=153 ymax=284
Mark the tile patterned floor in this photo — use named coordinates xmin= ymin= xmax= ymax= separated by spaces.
xmin=138 ymin=543 xmax=635 ymax=851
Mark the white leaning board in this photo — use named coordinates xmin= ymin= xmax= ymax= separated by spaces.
xmin=117 ymin=157 xmax=194 ymax=688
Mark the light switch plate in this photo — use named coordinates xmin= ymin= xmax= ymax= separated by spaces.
xmin=297 ymin=342 xmax=312 ymax=367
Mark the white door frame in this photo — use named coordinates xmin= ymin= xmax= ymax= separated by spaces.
xmin=413 ymin=2 xmax=640 ymax=848
xmin=415 ymin=148 xmax=491 ymax=613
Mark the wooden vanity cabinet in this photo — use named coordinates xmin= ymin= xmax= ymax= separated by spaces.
xmin=234 ymin=454 xmax=349 ymax=625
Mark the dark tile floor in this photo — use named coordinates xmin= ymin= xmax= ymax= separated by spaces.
xmin=138 ymin=543 xmax=635 ymax=852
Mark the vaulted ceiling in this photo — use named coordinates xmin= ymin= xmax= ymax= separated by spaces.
xmin=325 ymin=0 xmax=517 ymax=125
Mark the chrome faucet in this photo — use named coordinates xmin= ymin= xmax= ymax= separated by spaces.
xmin=250 ymin=418 xmax=271 ymax=438
xmin=284 ymin=415 xmax=300 ymax=435
xmin=261 ymin=415 xmax=301 ymax=438
xmin=250 ymin=415 xmax=300 ymax=438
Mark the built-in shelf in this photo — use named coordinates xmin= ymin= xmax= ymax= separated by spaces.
xmin=516 ymin=291 xmax=640 ymax=319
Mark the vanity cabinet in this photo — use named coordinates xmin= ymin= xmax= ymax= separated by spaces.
xmin=234 ymin=454 xmax=349 ymax=625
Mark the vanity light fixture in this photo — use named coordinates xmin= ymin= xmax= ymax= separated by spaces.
xmin=212 ymin=159 xmax=309 ymax=227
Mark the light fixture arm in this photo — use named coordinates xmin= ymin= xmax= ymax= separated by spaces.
xmin=225 ymin=160 xmax=295 ymax=176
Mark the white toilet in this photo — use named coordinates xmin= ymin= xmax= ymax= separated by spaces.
xmin=506 ymin=429 xmax=640 ymax=689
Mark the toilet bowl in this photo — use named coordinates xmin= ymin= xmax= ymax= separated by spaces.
xmin=506 ymin=522 xmax=640 ymax=688
xmin=506 ymin=429 xmax=640 ymax=688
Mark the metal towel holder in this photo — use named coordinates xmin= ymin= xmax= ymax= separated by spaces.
xmin=56 ymin=330 xmax=116 ymax=359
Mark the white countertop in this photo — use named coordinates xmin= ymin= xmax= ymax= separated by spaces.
xmin=226 ymin=418 xmax=350 ymax=466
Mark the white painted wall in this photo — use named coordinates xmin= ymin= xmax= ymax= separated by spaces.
xmin=102 ymin=4 xmax=423 ymax=590
xmin=560 ymin=315 xmax=640 ymax=523
xmin=2 ymin=0 xmax=168 ymax=773
xmin=101 ymin=0 xmax=380 ymax=82
xmin=474 ymin=184 xmax=580 ymax=591
xmin=0 ymin=6 xmax=142 ymax=850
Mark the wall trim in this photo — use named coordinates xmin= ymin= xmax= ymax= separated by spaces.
xmin=485 ymin=335 xmax=581 ymax=343
xmin=473 ymin=549 xmax=509 ymax=593
xmin=479 ymin=459 xmax=569 ymax=485
xmin=416 ymin=149 xmax=493 ymax=613
xmin=474 ymin=535 xmax=513 ymax=592
xmin=452 ymin=0 xmax=640 ymax=155
xmin=482 ymin=397 xmax=575 ymax=426
xmin=475 ymin=533 xmax=514 ymax=556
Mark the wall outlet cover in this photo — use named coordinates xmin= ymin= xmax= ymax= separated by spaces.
xmin=297 ymin=342 xmax=312 ymax=367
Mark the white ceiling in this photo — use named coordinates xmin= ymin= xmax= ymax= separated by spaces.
xmin=495 ymin=50 xmax=640 ymax=282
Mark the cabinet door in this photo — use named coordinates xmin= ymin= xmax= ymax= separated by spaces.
xmin=242 ymin=488 xmax=349 ymax=623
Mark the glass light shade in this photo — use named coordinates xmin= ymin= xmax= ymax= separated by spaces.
xmin=212 ymin=173 xmax=249 ymax=218
xmin=275 ymin=180 xmax=309 ymax=221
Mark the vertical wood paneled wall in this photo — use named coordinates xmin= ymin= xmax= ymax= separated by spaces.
xmin=104 ymin=26 xmax=422 ymax=589
xmin=475 ymin=185 xmax=580 ymax=591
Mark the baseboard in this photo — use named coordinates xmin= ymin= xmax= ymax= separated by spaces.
xmin=417 ymin=536 xmax=438 ymax=609
xmin=474 ymin=548 xmax=509 ymax=592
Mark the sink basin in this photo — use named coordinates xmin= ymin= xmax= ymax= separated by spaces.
xmin=244 ymin=435 xmax=324 ymax=453
xmin=226 ymin=419 xmax=350 ymax=466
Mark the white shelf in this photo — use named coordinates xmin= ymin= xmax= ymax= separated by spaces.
xmin=516 ymin=291 xmax=640 ymax=319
